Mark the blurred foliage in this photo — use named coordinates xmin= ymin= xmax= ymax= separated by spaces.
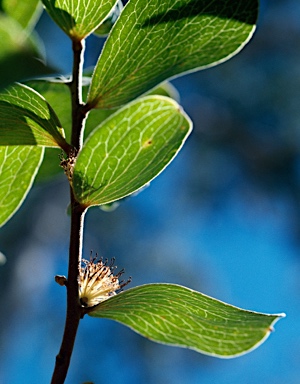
xmin=0 ymin=0 xmax=42 ymax=30
xmin=0 ymin=2 xmax=54 ymax=89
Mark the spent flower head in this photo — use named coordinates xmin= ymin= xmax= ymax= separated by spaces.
xmin=79 ymin=254 xmax=131 ymax=307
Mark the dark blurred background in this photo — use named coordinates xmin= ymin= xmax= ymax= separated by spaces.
xmin=1 ymin=0 xmax=300 ymax=383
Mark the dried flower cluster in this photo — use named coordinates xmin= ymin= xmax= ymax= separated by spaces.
xmin=60 ymin=150 xmax=77 ymax=184
xmin=79 ymin=256 xmax=130 ymax=307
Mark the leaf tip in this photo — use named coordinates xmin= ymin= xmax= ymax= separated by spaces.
xmin=268 ymin=312 xmax=286 ymax=332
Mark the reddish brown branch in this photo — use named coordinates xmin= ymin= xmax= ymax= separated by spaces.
xmin=51 ymin=197 xmax=86 ymax=384
xmin=50 ymin=38 xmax=87 ymax=384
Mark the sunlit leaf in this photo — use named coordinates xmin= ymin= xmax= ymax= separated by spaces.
xmin=27 ymin=78 xmax=181 ymax=181
xmin=0 ymin=14 xmax=54 ymax=89
xmin=90 ymin=283 xmax=285 ymax=358
xmin=0 ymin=83 xmax=69 ymax=150
xmin=85 ymin=82 xmax=181 ymax=139
xmin=1 ymin=0 xmax=42 ymax=30
xmin=73 ymin=96 xmax=192 ymax=206
xmin=41 ymin=0 xmax=119 ymax=41
xmin=88 ymin=0 xmax=258 ymax=109
xmin=0 ymin=146 xmax=44 ymax=227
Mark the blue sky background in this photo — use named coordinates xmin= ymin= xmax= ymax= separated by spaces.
xmin=1 ymin=1 xmax=300 ymax=383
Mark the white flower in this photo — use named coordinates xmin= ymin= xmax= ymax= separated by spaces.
xmin=79 ymin=257 xmax=130 ymax=307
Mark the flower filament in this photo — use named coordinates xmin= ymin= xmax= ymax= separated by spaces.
xmin=79 ymin=256 xmax=130 ymax=307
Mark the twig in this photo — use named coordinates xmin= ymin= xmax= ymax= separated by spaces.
xmin=51 ymin=201 xmax=86 ymax=384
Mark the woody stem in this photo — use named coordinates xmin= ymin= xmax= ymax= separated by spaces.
xmin=50 ymin=38 xmax=87 ymax=384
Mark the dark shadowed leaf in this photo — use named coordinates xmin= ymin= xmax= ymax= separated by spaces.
xmin=0 ymin=14 xmax=54 ymax=89
xmin=26 ymin=78 xmax=73 ymax=142
xmin=93 ymin=0 xmax=123 ymax=37
xmin=0 ymin=83 xmax=69 ymax=150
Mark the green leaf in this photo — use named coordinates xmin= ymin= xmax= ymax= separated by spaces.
xmin=25 ymin=78 xmax=73 ymax=143
xmin=0 ymin=146 xmax=44 ymax=227
xmin=1 ymin=0 xmax=42 ymax=30
xmin=27 ymin=77 xmax=121 ymax=145
xmin=0 ymin=83 xmax=69 ymax=150
xmin=85 ymin=82 xmax=180 ymax=140
xmin=35 ymin=148 xmax=64 ymax=182
xmin=147 ymin=82 xmax=180 ymax=102
xmin=88 ymin=0 xmax=258 ymax=109
xmin=0 ymin=14 xmax=54 ymax=89
xmin=90 ymin=283 xmax=285 ymax=358
xmin=93 ymin=0 xmax=123 ymax=37
xmin=73 ymin=96 xmax=192 ymax=206
xmin=41 ymin=0 xmax=119 ymax=41
xmin=26 ymin=78 xmax=181 ymax=181
xmin=28 ymin=78 xmax=180 ymax=141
